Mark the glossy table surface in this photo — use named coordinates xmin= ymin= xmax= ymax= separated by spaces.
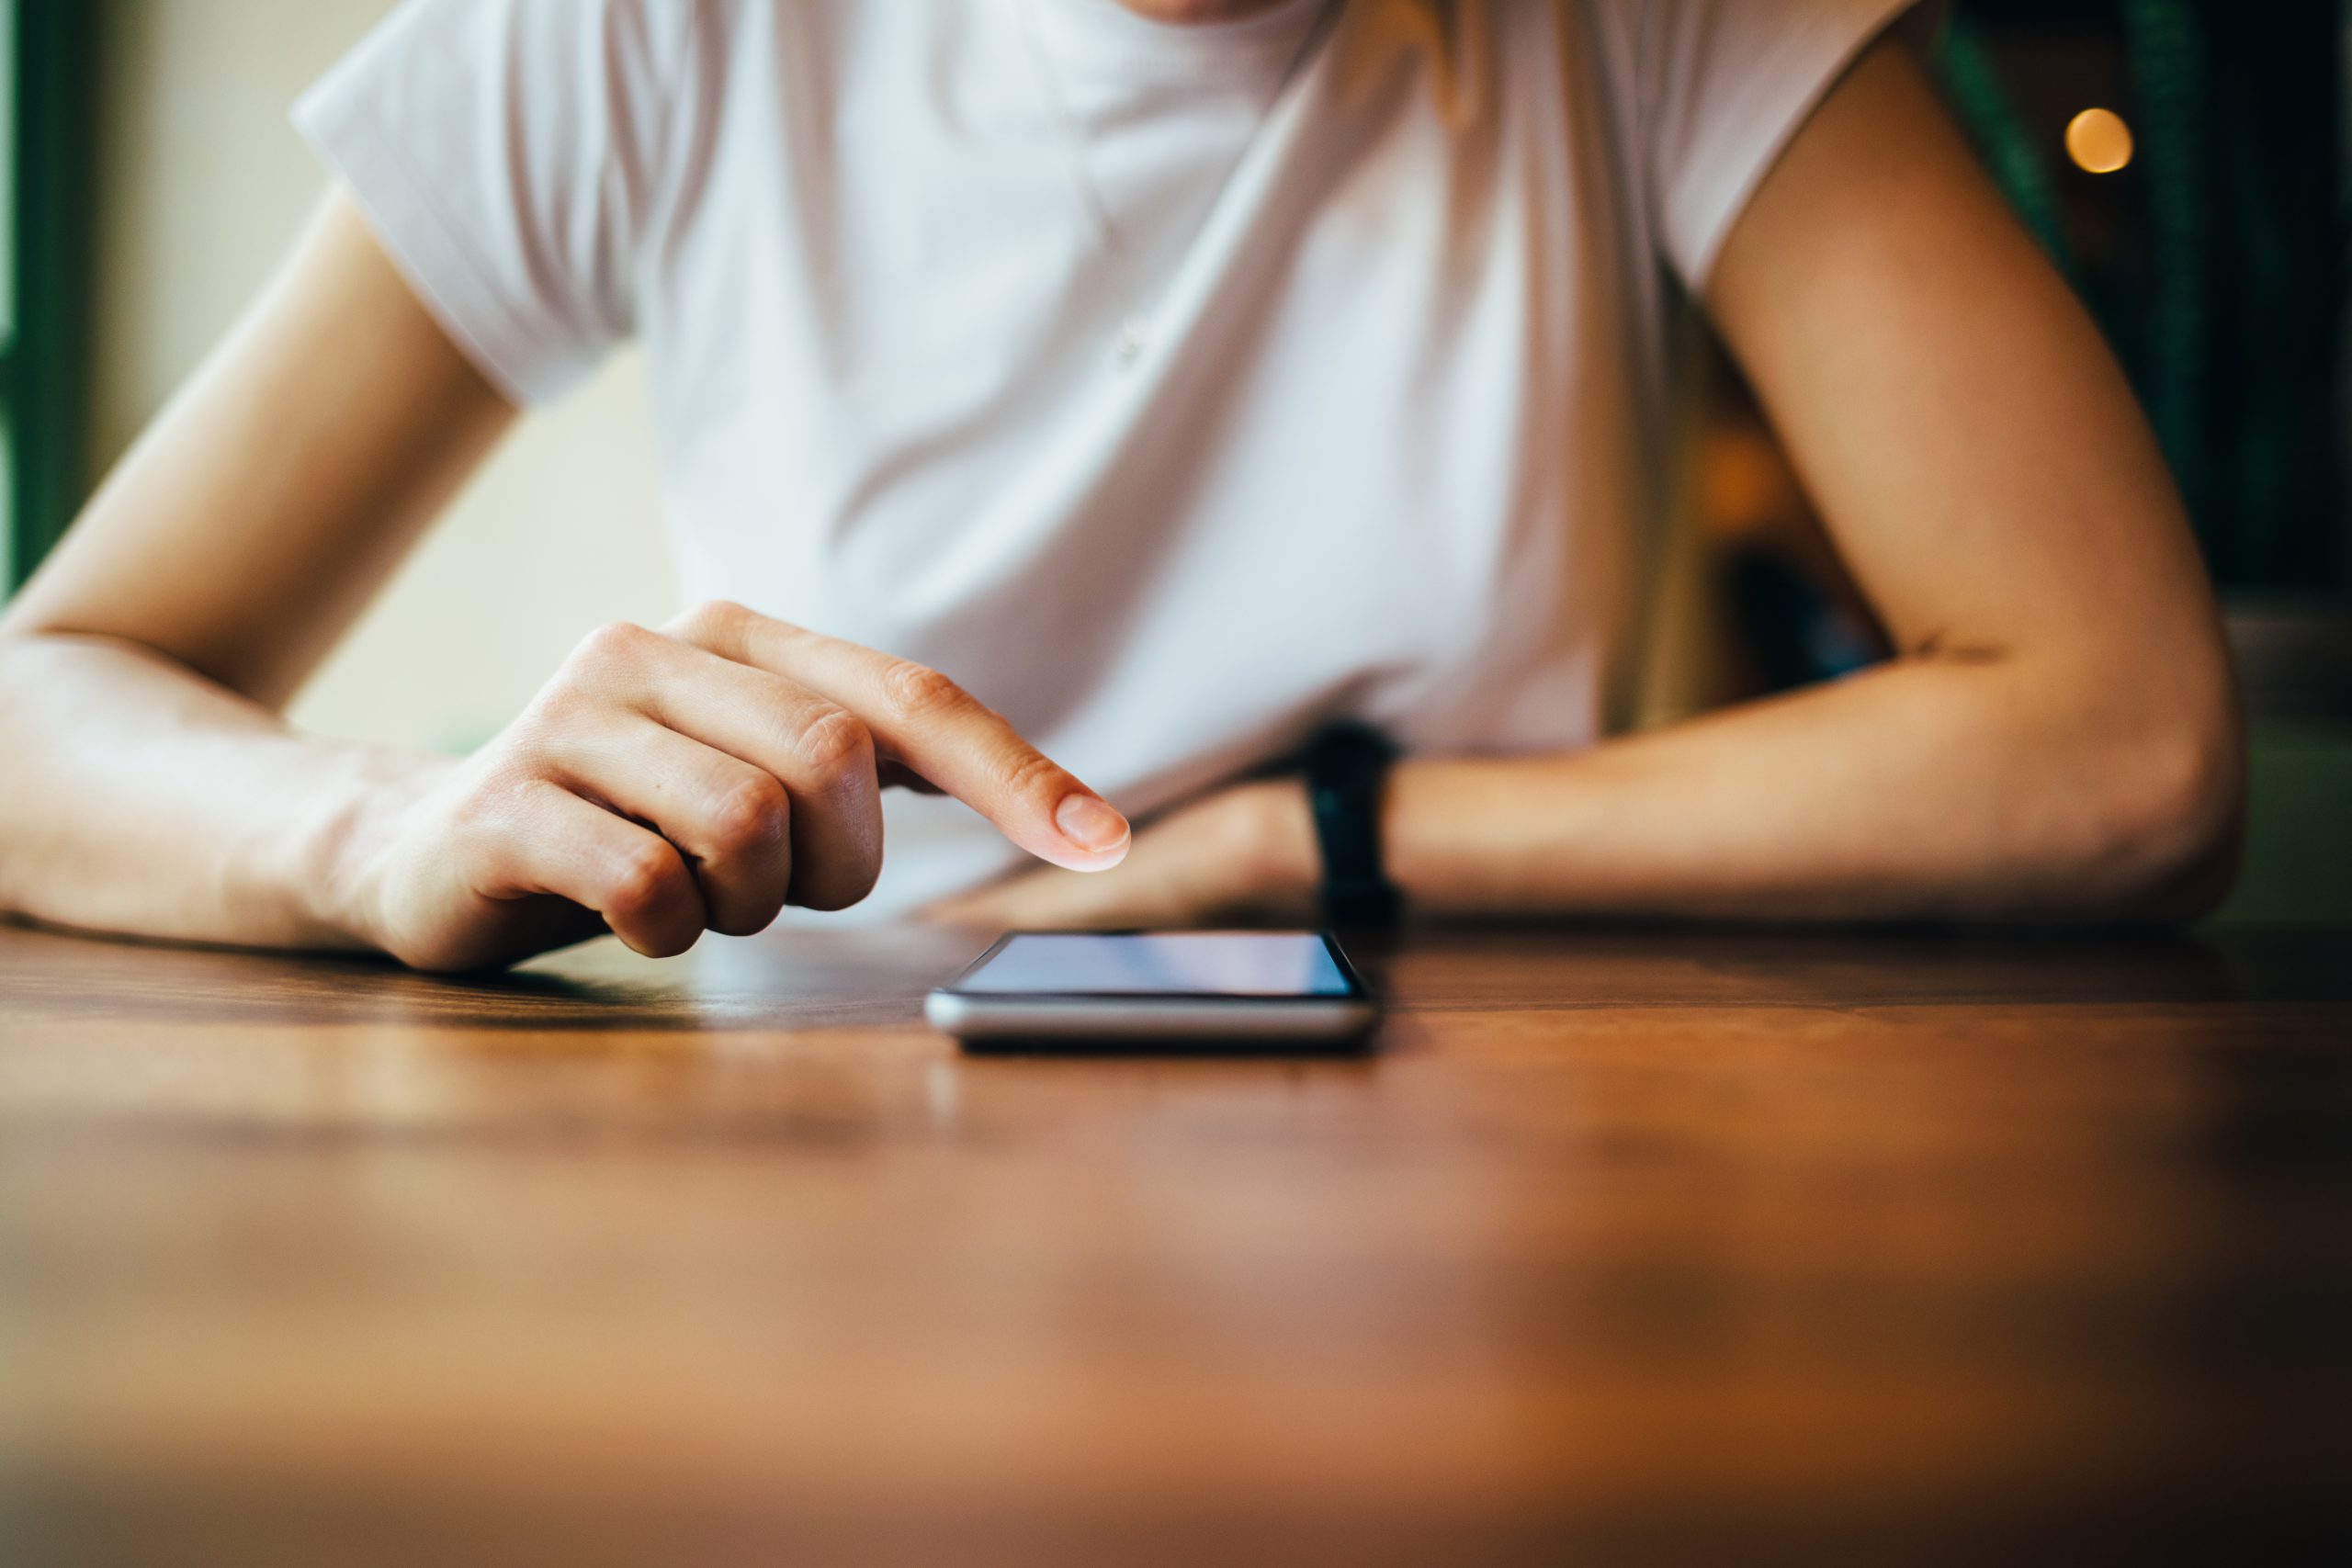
xmin=2 ymin=919 xmax=2348 ymax=1564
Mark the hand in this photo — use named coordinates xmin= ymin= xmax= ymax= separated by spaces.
xmin=333 ymin=600 xmax=1130 ymax=970
xmin=924 ymin=778 xmax=1320 ymax=931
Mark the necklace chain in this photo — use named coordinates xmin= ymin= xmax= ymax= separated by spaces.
xmin=1012 ymin=0 xmax=1338 ymax=366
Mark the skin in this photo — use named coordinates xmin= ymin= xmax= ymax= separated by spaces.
xmin=1113 ymin=0 xmax=1299 ymax=22
xmin=0 ymin=34 xmax=2238 ymax=967
xmin=938 ymin=37 xmax=2243 ymax=931
xmin=0 ymin=198 xmax=1129 ymax=970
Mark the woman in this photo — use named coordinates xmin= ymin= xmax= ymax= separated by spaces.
xmin=0 ymin=0 xmax=2240 ymax=969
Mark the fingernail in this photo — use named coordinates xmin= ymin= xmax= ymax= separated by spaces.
xmin=1055 ymin=794 xmax=1129 ymax=853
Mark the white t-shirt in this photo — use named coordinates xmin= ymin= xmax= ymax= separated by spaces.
xmin=296 ymin=0 xmax=1916 ymax=919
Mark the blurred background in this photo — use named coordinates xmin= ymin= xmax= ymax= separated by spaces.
xmin=2 ymin=0 xmax=2346 ymax=922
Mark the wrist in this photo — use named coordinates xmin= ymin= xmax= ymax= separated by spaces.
xmin=291 ymin=748 xmax=449 ymax=951
xmin=1234 ymin=776 xmax=1322 ymax=920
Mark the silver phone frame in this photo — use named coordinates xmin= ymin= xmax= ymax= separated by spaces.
xmin=925 ymin=931 xmax=1380 ymax=1046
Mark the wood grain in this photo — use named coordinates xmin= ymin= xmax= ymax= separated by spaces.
xmin=1 ymin=919 xmax=2347 ymax=1564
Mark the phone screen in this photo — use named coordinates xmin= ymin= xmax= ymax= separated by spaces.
xmin=954 ymin=932 xmax=1358 ymax=998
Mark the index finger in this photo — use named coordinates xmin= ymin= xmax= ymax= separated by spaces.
xmin=674 ymin=603 xmax=1129 ymax=873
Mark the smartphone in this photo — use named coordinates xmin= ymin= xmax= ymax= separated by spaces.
xmin=925 ymin=931 xmax=1379 ymax=1048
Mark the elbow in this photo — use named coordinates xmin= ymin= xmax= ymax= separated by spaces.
xmin=2064 ymin=683 xmax=2246 ymax=924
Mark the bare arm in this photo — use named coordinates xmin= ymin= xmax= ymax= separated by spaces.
xmin=0 ymin=195 xmax=513 ymax=949
xmin=941 ymin=37 xmax=2242 ymax=931
xmin=1 ymin=193 xmax=1128 ymax=966
xmin=1382 ymin=38 xmax=2241 ymax=923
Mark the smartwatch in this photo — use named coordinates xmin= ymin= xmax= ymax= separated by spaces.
xmin=1303 ymin=722 xmax=1402 ymax=927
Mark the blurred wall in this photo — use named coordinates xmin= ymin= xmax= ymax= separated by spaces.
xmin=87 ymin=0 xmax=677 ymax=753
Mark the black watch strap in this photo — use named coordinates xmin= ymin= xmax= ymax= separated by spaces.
xmin=1304 ymin=722 xmax=1402 ymax=927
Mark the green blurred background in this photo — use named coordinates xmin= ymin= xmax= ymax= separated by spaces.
xmin=1950 ymin=0 xmax=2348 ymax=925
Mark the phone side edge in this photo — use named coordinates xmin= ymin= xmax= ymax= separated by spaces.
xmin=923 ymin=990 xmax=1378 ymax=1043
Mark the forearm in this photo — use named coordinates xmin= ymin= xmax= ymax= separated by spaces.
xmin=0 ymin=633 xmax=442 ymax=949
xmin=1385 ymin=649 xmax=2240 ymax=924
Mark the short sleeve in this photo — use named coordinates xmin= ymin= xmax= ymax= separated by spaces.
xmin=292 ymin=0 xmax=695 ymax=405
xmin=1602 ymin=0 xmax=1926 ymax=290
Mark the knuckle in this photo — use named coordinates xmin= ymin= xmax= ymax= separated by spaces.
xmin=671 ymin=598 xmax=756 ymax=648
xmin=796 ymin=854 xmax=882 ymax=914
xmin=706 ymin=775 xmax=790 ymax=858
xmin=710 ymin=865 xmax=793 ymax=938
xmin=878 ymin=660 xmax=968 ymax=727
xmin=569 ymin=620 xmax=653 ymax=677
xmin=709 ymin=907 xmax=782 ymax=941
xmin=606 ymin=841 xmax=685 ymax=919
xmin=792 ymin=703 xmax=875 ymax=779
xmin=522 ymin=676 xmax=594 ymax=732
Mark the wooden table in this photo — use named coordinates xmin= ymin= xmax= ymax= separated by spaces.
xmin=2 ymin=919 xmax=2347 ymax=1564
